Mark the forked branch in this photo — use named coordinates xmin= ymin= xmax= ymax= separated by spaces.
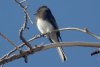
xmin=0 ymin=0 xmax=100 ymax=66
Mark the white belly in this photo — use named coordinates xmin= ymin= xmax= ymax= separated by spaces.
xmin=37 ymin=18 xmax=54 ymax=34
xmin=37 ymin=18 xmax=58 ymax=42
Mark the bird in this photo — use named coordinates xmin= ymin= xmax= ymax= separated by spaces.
xmin=35 ymin=5 xmax=67 ymax=61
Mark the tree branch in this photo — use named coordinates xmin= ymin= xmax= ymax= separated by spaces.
xmin=15 ymin=0 xmax=33 ymax=63
xmin=0 ymin=32 xmax=19 ymax=49
xmin=0 ymin=42 xmax=100 ymax=65
xmin=1 ymin=27 xmax=100 ymax=61
xmin=15 ymin=0 xmax=33 ymax=24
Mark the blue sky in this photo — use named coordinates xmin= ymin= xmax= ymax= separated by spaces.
xmin=0 ymin=0 xmax=100 ymax=67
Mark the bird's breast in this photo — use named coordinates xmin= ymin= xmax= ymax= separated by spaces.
xmin=37 ymin=18 xmax=54 ymax=34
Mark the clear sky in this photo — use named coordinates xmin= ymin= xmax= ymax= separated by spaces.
xmin=0 ymin=0 xmax=100 ymax=67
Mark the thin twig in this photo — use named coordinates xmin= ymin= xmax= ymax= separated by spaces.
xmin=0 ymin=32 xmax=20 ymax=51
xmin=84 ymin=28 xmax=100 ymax=40
xmin=20 ymin=0 xmax=26 ymax=3
xmin=15 ymin=0 xmax=33 ymax=24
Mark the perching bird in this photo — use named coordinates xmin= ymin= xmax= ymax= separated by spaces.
xmin=35 ymin=6 xmax=67 ymax=61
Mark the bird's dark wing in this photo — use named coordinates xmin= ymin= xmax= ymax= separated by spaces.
xmin=46 ymin=12 xmax=62 ymax=42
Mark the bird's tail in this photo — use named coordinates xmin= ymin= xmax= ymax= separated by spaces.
xmin=49 ymin=33 xmax=67 ymax=61
xmin=56 ymin=47 xmax=67 ymax=62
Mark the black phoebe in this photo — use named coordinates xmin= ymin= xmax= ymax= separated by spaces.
xmin=35 ymin=6 xmax=66 ymax=61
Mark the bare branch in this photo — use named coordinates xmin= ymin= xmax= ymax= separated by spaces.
xmin=15 ymin=0 xmax=33 ymax=24
xmin=19 ymin=22 xmax=33 ymax=51
xmin=84 ymin=28 xmax=100 ymax=40
xmin=15 ymin=0 xmax=33 ymax=63
xmin=1 ymin=27 xmax=100 ymax=60
xmin=0 ymin=41 xmax=100 ymax=65
xmin=15 ymin=0 xmax=33 ymax=51
xmin=19 ymin=0 xmax=26 ymax=3
xmin=0 ymin=32 xmax=20 ymax=51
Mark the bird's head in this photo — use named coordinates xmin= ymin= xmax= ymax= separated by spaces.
xmin=35 ymin=5 xmax=52 ymax=19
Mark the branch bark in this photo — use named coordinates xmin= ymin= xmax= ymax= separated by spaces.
xmin=0 ymin=42 xmax=100 ymax=65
